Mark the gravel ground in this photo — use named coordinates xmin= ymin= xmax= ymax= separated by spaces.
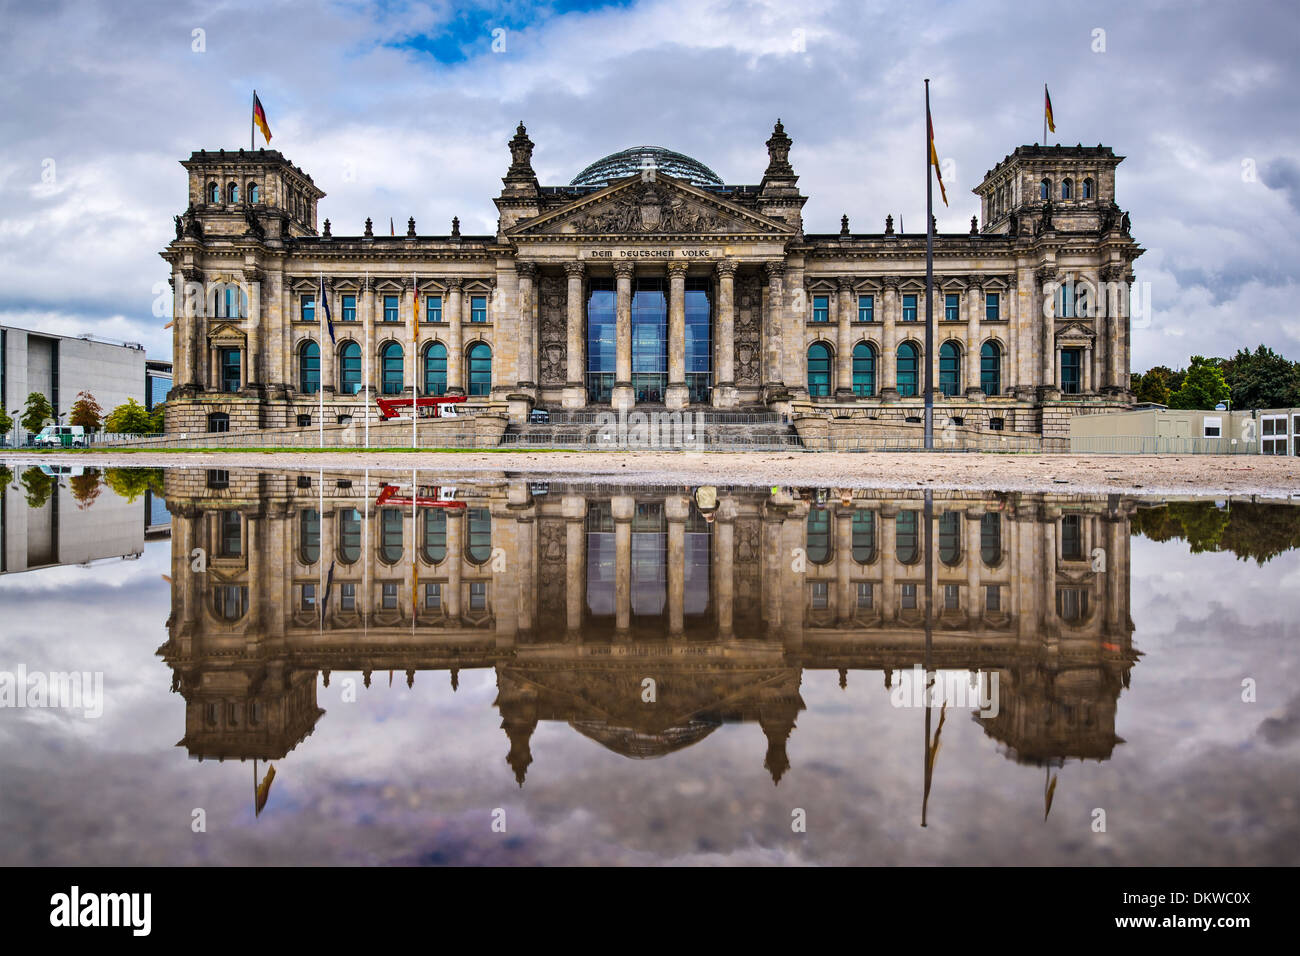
xmin=5 ymin=450 xmax=1300 ymax=496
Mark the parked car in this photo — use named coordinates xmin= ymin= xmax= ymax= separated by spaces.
xmin=32 ymin=424 xmax=86 ymax=448
xmin=529 ymin=408 xmax=550 ymax=424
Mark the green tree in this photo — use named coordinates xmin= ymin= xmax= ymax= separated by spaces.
xmin=20 ymin=467 xmax=54 ymax=509
xmin=148 ymin=402 xmax=166 ymax=434
xmin=0 ymin=465 xmax=12 ymax=491
xmin=0 ymin=407 xmax=12 ymax=441
xmin=104 ymin=397 xmax=154 ymax=434
xmin=68 ymin=390 xmax=103 ymax=432
xmin=20 ymin=392 xmax=54 ymax=435
xmin=103 ymin=467 xmax=164 ymax=502
xmin=1134 ymin=365 xmax=1176 ymax=405
xmin=1169 ymin=356 xmax=1229 ymax=410
xmin=1223 ymin=345 xmax=1300 ymax=410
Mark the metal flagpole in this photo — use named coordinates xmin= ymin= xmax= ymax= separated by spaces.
xmin=318 ymin=273 xmax=325 ymax=449
xmin=363 ymin=468 xmax=369 ymax=640
xmin=411 ymin=467 xmax=417 ymax=637
xmin=1043 ymin=84 xmax=1047 ymax=145
xmin=251 ymin=90 xmax=255 ymax=151
xmin=412 ymin=273 xmax=417 ymax=450
xmin=924 ymin=79 xmax=935 ymax=450
xmin=364 ymin=270 xmax=370 ymax=450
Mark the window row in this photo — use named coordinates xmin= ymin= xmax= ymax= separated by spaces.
xmin=294 ymin=341 xmax=493 ymax=397
xmin=1038 ymin=176 xmax=1095 ymax=201
xmin=806 ymin=341 xmax=1004 ymax=398
xmin=205 ymin=180 xmax=260 ymax=204
xmin=804 ymin=509 xmax=1005 ymax=568
xmin=299 ymin=293 xmax=489 ymax=324
xmin=296 ymin=506 xmax=493 ymax=567
xmin=810 ymin=292 xmax=1002 ymax=323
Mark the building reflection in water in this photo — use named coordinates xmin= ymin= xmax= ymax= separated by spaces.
xmin=160 ymin=470 xmax=1137 ymax=814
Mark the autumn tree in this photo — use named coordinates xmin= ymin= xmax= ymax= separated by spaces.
xmin=68 ymin=390 xmax=104 ymax=432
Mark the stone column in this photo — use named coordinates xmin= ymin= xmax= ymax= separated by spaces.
xmin=965 ymin=508 xmax=982 ymax=625
xmin=879 ymin=277 xmax=899 ymax=400
xmin=1083 ymin=345 xmax=1094 ymax=393
xmin=665 ymin=262 xmax=689 ymax=409
xmin=612 ymin=262 xmax=634 ymax=410
xmin=835 ymin=507 xmax=853 ymax=622
xmin=443 ymin=279 xmax=464 ymax=395
xmin=612 ymin=495 xmax=634 ymax=635
xmin=880 ymin=505 xmax=898 ymax=620
xmin=763 ymin=262 xmax=785 ymax=390
xmin=965 ymin=279 xmax=983 ymax=399
xmin=666 ymin=494 xmax=687 ymax=635
xmin=712 ymin=260 xmax=737 ymax=407
xmin=715 ymin=499 xmax=735 ymax=638
xmin=563 ymin=261 xmax=586 ymax=408
xmin=563 ymin=494 xmax=586 ymax=637
xmin=515 ymin=515 xmax=534 ymax=635
xmin=1039 ymin=267 xmax=1057 ymax=392
xmin=361 ymin=276 xmax=377 ymax=401
xmin=244 ymin=268 xmax=262 ymax=387
xmin=174 ymin=267 xmax=194 ymax=390
xmin=835 ymin=277 xmax=854 ymax=399
xmin=515 ymin=261 xmax=536 ymax=391
xmin=445 ymin=510 xmax=463 ymax=623
xmin=319 ymin=278 xmax=335 ymax=401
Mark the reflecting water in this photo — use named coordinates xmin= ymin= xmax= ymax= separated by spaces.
xmin=1 ymin=464 xmax=1298 ymax=865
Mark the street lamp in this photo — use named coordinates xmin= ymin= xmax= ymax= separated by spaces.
xmin=8 ymin=409 xmax=18 ymax=449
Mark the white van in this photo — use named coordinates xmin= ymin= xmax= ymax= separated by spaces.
xmin=32 ymin=424 xmax=86 ymax=447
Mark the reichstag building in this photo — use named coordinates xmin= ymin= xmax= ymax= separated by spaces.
xmin=161 ymin=122 xmax=1142 ymax=444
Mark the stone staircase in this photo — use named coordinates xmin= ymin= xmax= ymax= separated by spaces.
xmin=501 ymin=406 xmax=804 ymax=450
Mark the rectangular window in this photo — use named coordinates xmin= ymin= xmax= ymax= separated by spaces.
xmin=901 ymin=583 xmax=917 ymax=610
xmin=342 ymin=295 xmax=357 ymax=322
xmin=1057 ymin=283 xmax=1075 ymax=318
xmin=220 ymin=348 xmax=241 ymax=393
xmin=986 ymin=585 xmax=1001 ymax=612
xmin=470 ymin=295 xmax=487 ymax=322
xmin=812 ymin=294 xmax=829 ymax=323
xmin=1057 ymin=588 xmax=1087 ymax=622
xmin=944 ymin=293 xmax=960 ymax=321
xmin=856 ymin=582 xmax=873 ymax=609
xmin=857 ymin=294 xmax=874 ymax=322
xmin=1261 ymin=415 xmax=1288 ymax=454
xmin=301 ymin=294 xmax=315 ymax=322
xmin=301 ymin=583 xmax=316 ymax=610
xmin=383 ymin=295 xmax=399 ymax=322
xmin=425 ymin=294 xmax=443 ymax=323
xmin=902 ymin=294 xmax=917 ymax=322
xmin=989 ymin=417 xmax=1004 ymax=431
xmin=810 ymin=580 xmax=829 ymax=609
xmin=1060 ymin=348 xmax=1083 ymax=395
xmin=296 ymin=414 xmax=311 ymax=428
xmin=381 ymin=582 xmax=398 ymax=609
xmin=1203 ymin=416 xmax=1222 ymax=438
xmin=424 ymin=582 xmax=441 ymax=609
xmin=340 ymin=582 xmax=355 ymax=611
xmin=207 ymin=469 xmax=229 ymax=489
xmin=985 ymin=291 xmax=1000 ymax=320
xmin=1061 ymin=514 xmax=1084 ymax=560
xmin=469 ymin=581 xmax=487 ymax=610
xmin=944 ymin=584 xmax=960 ymax=610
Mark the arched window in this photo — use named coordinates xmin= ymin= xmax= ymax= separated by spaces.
xmin=213 ymin=585 xmax=248 ymax=621
xmin=338 ymin=508 xmax=361 ymax=564
xmin=807 ymin=343 xmax=832 ymax=396
xmin=227 ymin=181 xmax=239 ymax=203
xmin=339 ymin=342 xmax=362 ymax=395
xmin=980 ymin=341 xmax=1002 ymax=396
xmin=980 ymin=513 xmax=1002 ymax=566
xmin=1040 ymin=178 xmax=1051 ymax=200
xmin=206 ymin=181 xmax=219 ymax=203
xmin=851 ymin=510 xmax=876 ymax=564
xmin=1081 ymin=177 xmax=1093 ymax=199
xmin=938 ymin=511 xmax=962 ymax=566
xmin=1061 ymin=178 xmax=1072 ymax=200
xmin=422 ymin=509 xmax=447 ymax=564
xmin=939 ymin=342 xmax=961 ymax=396
xmin=852 ymin=342 xmax=875 ymax=396
xmin=896 ymin=342 xmax=919 ymax=398
xmin=300 ymin=509 xmax=320 ymax=564
xmin=248 ymin=182 xmax=260 ymax=203
xmin=468 ymin=343 xmax=492 ymax=397
xmin=381 ymin=342 xmax=404 ymax=395
xmin=424 ymin=343 xmax=447 ymax=397
xmin=465 ymin=508 xmax=492 ymax=565
xmin=299 ymin=341 xmax=320 ymax=394
xmin=895 ymin=510 xmax=919 ymax=565
xmin=379 ymin=508 xmax=403 ymax=564
xmin=806 ymin=509 xmax=832 ymax=564
xmin=212 ymin=285 xmax=247 ymax=319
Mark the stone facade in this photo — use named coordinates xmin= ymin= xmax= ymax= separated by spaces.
xmin=161 ymin=126 xmax=1143 ymax=444
xmin=162 ymin=473 xmax=1136 ymax=779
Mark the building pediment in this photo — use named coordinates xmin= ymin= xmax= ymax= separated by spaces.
xmin=1055 ymin=321 xmax=1096 ymax=344
xmin=207 ymin=322 xmax=246 ymax=343
xmin=509 ymin=174 xmax=795 ymax=239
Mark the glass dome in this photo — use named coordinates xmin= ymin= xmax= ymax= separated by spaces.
xmin=570 ymin=146 xmax=724 ymax=188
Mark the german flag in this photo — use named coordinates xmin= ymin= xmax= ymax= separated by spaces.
xmin=928 ymin=107 xmax=948 ymax=207
xmin=1044 ymin=85 xmax=1056 ymax=134
xmin=252 ymin=92 xmax=271 ymax=144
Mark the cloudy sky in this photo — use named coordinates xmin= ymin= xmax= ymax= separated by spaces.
xmin=1 ymin=0 xmax=1297 ymax=372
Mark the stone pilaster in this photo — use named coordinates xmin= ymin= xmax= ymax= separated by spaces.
xmin=879 ymin=276 xmax=900 ymax=400
xmin=763 ymin=261 xmax=785 ymax=393
xmin=515 ymin=260 xmax=536 ymax=391
xmin=446 ymin=278 xmax=464 ymax=395
xmin=612 ymin=262 xmax=634 ymax=410
xmin=712 ymin=260 xmax=737 ymax=407
xmin=665 ymin=261 xmax=689 ymax=409
xmin=834 ymin=277 xmax=854 ymax=399
xmin=562 ymin=261 xmax=586 ymax=408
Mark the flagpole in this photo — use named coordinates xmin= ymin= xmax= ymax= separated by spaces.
xmin=411 ymin=272 xmax=417 ymax=450
xmin=251 ymin=90 xmax=255 ymax=151
xmin=364 ymin=270 xmax=370 ymax=450
xmin=1043 ymin=84 xmax=1047 ymax=145
xmin=924 ymin=79 xmax=935 ymax=450
xmin=318 ymin=273 xmax=324 ymax=449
